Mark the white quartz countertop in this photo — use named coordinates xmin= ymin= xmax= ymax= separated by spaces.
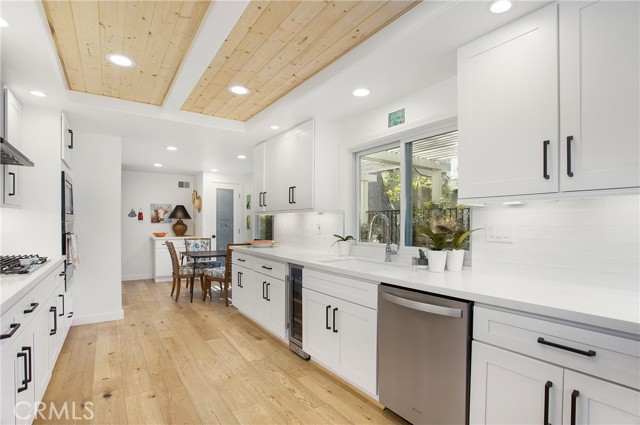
xmin=0 ymin=256 xmax=65 ymax=312
xmin=234 ymin=246 xmax=640 ymax=336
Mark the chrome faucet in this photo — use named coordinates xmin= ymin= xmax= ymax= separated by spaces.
xmin=368 ymin=213 xmax=398 ymax=262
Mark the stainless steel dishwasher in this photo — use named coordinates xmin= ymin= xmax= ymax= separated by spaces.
xmin=378 ymin=284 xmax=472 ymax=425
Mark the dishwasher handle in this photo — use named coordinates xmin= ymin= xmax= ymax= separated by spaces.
xmin=381 ymin=292 xmax=463 ymax=318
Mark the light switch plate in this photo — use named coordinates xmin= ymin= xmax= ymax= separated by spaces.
xmin=486 ymin=222 xmax=513 ymax=243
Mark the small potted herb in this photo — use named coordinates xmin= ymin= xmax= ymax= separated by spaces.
xmin=415 ymin=224 xmax=452 ymax=272
xmin=446 ymin=227 xmax=481 ymax=271
xmin=417 ymin=249 xmax=428 ymax=268
xmin=332 ymin=234 xmax=355 ymax=256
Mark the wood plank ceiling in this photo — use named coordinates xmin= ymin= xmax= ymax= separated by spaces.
xmin=182 ymin=0 xmax=420 ymax=121
xmin=42 ymin=0 xmax=210 ymax=106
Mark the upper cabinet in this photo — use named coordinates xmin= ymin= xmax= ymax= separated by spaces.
xmin=60 ymin=113 xmax=73 ymax=169
xmin=2 ymin=86 xmax=23 ymax=207
xmin=458 ymin=2 xmax=639 ymax=201
xmin=253 ymin=119 xmax=339 ymax=213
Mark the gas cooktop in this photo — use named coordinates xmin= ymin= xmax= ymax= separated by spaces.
xmin=0 ymin=255 xmax=49 ymax=275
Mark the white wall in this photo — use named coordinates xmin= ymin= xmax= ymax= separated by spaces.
xmin=471 ymin=195 xmax=640 ymax=291
xmin=72 ymin=131 xmax=123 ymax=325
xmin=0 ymin=106 xmax=61 ymax=256
xmin=121 ymin=171 xmax=194 ymax=281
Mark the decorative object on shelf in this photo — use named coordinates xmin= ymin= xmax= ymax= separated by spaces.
xmin=168 ymin=204 xmax=191 ymax=236
xmin=417 ymin=248 xmax=429 ymax=268
xmin=138 ymin=208 xmax=143 ymax=222
xmin=246 ymin=194 xmax=251 ymax=210
xmin=128 ymin=209 xmax=136 ymax=218
xmin=250 ymin=240 xmax=275 ymax=248
xmin=151 ymin=203 xmax=172 ymax=223
xmin=415 ymin=224 xmax=451 ymax=272
xmin=192 ymin=190 xmax=202 ymax=213
xmin=332 ymin=234 xmax=354 ymax=256
xmin=388 ymin=108 xmax=405 ymax=128
xmin=153 ymin=232 xmax=167 ymax=238
xmin=246 ymin=215 xmax=251 ymax=230
xmin=446 ymin=227 xmax=481 ymax=271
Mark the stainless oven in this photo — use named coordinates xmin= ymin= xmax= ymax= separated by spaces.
xmin=288 ymin=264 xmax=309 ymax=359
xmin=61 ymin=171 xmax=73 ymax=222
xmin=62 ymin=221 xmax=74 ymax=289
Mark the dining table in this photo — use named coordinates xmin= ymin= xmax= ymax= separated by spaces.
xmin=181 ymin=250 xmax=226 ymax=302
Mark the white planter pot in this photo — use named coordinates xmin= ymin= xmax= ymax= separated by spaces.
xmin=427 ymin=250 xmax=447 ymax=272
xmin=446 ymin=249 xmax=465 ymax=271
xmin=337 ymin=240 xmax=351 ymax=256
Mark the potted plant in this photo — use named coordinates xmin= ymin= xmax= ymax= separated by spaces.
xmin=417 ymin=249 xmax=428 ymax=268
xmin=332 ymin=234 xmax=355 ymax=256
xmin=415 ymin=224 xmax=452 ymax=272
xmin=446 ymin=227 xmax=481 ymax=271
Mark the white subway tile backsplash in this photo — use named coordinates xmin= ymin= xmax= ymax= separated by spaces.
xmin=274 ymin=212 xmax=344 ymax=253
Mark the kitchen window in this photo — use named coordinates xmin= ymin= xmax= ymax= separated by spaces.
xmin=355 ymin=120 xmax=470 ymax=248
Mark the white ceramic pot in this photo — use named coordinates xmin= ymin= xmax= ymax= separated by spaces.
xmin=337 ymin=240 xmax=351 ymax=256
xmin=446 ymin=249 xmax=465 ymax=271
xmin=427 ymin=250 xmax=447 ymax=272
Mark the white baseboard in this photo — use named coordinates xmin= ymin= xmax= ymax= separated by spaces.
xmin=121 ymin=273 xmax=152 ymax=281
xmin=71 ymin=309 xmax=124 ymax=326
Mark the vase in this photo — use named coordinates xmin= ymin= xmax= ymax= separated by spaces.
xmin=337 ymin=240 xmax=351 ymax=256
xmin=446 ymin=249 xmax=465 ymax=271
xmin=427 ymin=250 xmax=447 ymax=272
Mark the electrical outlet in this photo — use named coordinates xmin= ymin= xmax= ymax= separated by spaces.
xmin=485 ymin=222 xmax=513 ymax=243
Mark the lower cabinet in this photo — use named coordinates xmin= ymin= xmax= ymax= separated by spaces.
xmin=1 ymin=329 xmax=36 ymax=425
xmin=253 ymin=274 xmax=286 ymax=340
xmin=302 ymin=287 xmax=377 ymax=395
xmin=231 ymin=265 xmax=255 ymax=315
xmin=153 ymin=237 xmax=186 ymax=282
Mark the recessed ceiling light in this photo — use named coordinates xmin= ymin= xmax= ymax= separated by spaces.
xmin=210 ymin=168 xmax=219 ymax=172
xmin=489 ymin=0 xmax=512 ymax=14
xmin=153 ymin=163 xmax=163 ymax=167
xmin=106 ymin=53 xmax=136 ymax=68
xmin=237 ymin=155 xmax=247 ymax=159
xmin=0 ymin=18 xmax=9 ymax=28
xmin=29 ymin=90 xmax=47 ymax=97
xmin=229 ymin=85 xmax=250 ymax=95
xmin=166 ymin=146 xmax=178 ymax=151
xmin=352 ymin=88 xmax=370 ymax=97
xmin=270 ymin=125 xmax=280 ymax=130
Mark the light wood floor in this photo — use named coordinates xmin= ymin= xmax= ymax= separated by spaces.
xmin=37 ymin=280 xmax=408 ymax=425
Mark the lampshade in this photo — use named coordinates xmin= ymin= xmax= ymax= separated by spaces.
xmin=168 ymin=205 xmax=191 ymax=220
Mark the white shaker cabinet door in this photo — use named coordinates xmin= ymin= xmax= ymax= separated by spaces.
xmin=290 ymin=123 xmax=314 ymax=210
xmin=302 ymin=288 xmax=338 ymax=368
xmin=3 ymin=87 xmax=23 ymax=207
xmin=252 ymin=142 xmax=266 ymax=212
xmin=559 ymin=1 xmax=640 ymax=192
xmin=563 ymin=370 xmax=640 ymax=425
xmin=458 ymin=4 xmax=559 ymax=199
xmin=470 ymin=341 xmax=563 ymax=425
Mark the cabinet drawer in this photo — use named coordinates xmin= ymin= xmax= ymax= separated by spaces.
xmin=305 ymin=269 xmax=377 ymax=310
xmin=474 ymin=305 xmax=640 ymax=390
xmin=252 ymin=257 xmax=285 ymax=280
xmin=232 ymin=252 xmax=254 ymax=267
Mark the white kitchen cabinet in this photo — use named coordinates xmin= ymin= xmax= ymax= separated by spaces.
xmin=563 ymin=370 xmax=640 ymax=424
xmin=302 ymin=288 xmax=337 ymax=366
xmin=253 ymin=273 xmax=286 ymax=340
xmin=458 ymin=2 xmax=639 ymax=201
xmin=152 ymin=237 xmax=186 ymax=282
xmin=470 ymin=341 xmax=563 ymax=425
xmin=253 ymin=142 xmax=267 ymax=212
xmin=458 ymin=4 xmax=559 ymax=199
xmin=3 ymin=86 xmax=23 ymax=207
xmin=60 ymin=113 xmax=73 ymax=170
xmin=231 ymin=265 xmax=255 ymax=317
xmin=559 ymin=1 xmax=640 ymax=192
xmin=1 ymin=328 xmax=36 ymax=425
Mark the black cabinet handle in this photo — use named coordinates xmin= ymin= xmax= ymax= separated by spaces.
xmin=570 ymin=390 xmax=579 ymax=425
xmin=263 ymin=192 xmax=267 ymax=207
xmin=537 ymin=337 xmax=595 ymax=357
xmin=23 ymin=302 xmax=39 ymax=314
xmin=261 ymin=265 xmax=272 ymax=270
xmin=23 ymin=346 xmax=32 ymax=384
xmin=262 ymin=281 xmax=267 ymax=299
xmin=325 ymin=305 xmax=331 ymax=330
xmin=288 ymin=187 xmax=293 ymax=204
xmin=292 ymin=186 xmax=296 ymax=204
xmin=237 ymin=272 xmax=243 ymax=288
xmin=266 ymin=282 xmax=270 ymax=301
xmin=59 ymin=294 xmax=65 ymax=316
xmin=332 ymin=308 xmax=338 ymax=333
xmin=258 ymin=192 xmax=263 ymax=207
xmin=1 ymin=322 xmax=20 ymax=340
xmin=566 ymin=136 xmax=574 ymax=177
xmin=543 ymin=140 xmax=550 ymax=180
xmin=544 ymin=381 xmax=552 ymax=425
xmin=50 ymin=306 xmax=57 ymax=335
xmin=237 ymin=258 xmax=246 ymax=262
xmin=8 ymin=172 xmax=15 ymax=196
xmin=17 ymin=352 xmax=28 ymax=393
xmin=68 ymin=312 xmax=74 ymax=318
xmin=68 ymin=129 xmax=74 ymax=149
xmin=59 ymin=271 xmax=66 ymax=277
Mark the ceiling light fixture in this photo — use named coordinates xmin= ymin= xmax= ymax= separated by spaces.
xmin=489 ymin=0 xmax=512 ymax=14
xmin=210 ymin=168 xmax=219 ymax=172
xmin=352 ymin=88 xmax=370 ymax=97
xmin=106 ymin=53 xmax=136 ymax=68
xmin=270 ymin=125 xmax=280 ymax=130
xmin=29 ymin=90 xmax=47 ymax=97
xmin=0 ymin=18 xmax=9 ymax=27
xmin=228 ymin=85 xmax=250 ymax=95
xmin=153 ymin=163 xmax=163 ymax=167
xmin=166 ymin=146 xmax=178 ymax=151
xmin=237 ymin=155 xmax=247 ymax=159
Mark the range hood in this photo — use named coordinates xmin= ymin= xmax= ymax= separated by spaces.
xmin=1 ymin=137 xmax=34 ymax=166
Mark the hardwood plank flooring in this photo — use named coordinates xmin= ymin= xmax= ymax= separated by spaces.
xmin=37 ymin=280 xmax=408 ymax=425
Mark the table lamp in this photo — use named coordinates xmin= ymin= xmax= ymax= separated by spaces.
xmin=168 ymin=205 xmax=191 ymax=236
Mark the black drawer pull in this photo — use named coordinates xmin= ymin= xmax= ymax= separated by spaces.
xmin=23 ymin=346 xmax=32 ymax=383
xmin=544 ymin=381 xmax=552 ymax=425
xmin=237 ymin=258 xmax=246 ymax=262
xmin=68 ymin=312 xmax=74 ymax=318
xmin=325 ymin=305 xmax=331 ymax=330
xmin=266 ymin=282 xmax=270 ymax=301
xmin=570 ymin=390 xmax=579 ymax=425
xmin=1 ymin=323 xmax=21 ymax=340
xmin=261 ymin=266 xmax=272 ymax=270
xmin=543 ymin=140 xmax=550 ymax=180
xmin=23 ymin=302 xmax=39 ymax=314
xmin=262 ymin=281 xmax=267 ymax=299
xmin=50 ymin=306 xmax=57 ymax=335
xmin=566 ymin=136 xmax=574 ymax=177
xmin=332 ymin=308 xmax=338 ymax=333
xmin=59 ymin=294 xmax=65 ymax=316
xmin=537 ymin=337 xmax=595 ymax=357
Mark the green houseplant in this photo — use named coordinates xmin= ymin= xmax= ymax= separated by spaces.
xmin=415 ymin=224 xmax=452 ymax=272
xmin=332 ymin=234 xmax=355 ymax=256
xmin=417 ymin=248 xmax=428 ymax=267
xmin=446 ymin=227 xmax=481 ymax=271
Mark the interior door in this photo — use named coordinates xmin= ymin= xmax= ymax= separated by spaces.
xmin=215 ymin=188 xmax=234 ymax=251
xmin=205 ymin=182 xmax=241 ymax=251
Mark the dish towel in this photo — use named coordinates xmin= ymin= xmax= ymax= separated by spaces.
xmin=70 ymin=233 xmax=80 ymax=270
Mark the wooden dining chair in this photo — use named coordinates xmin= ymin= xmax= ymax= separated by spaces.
xmin=202 ymin=243 xmax=251 ymax=306
xmin=166 ymin=241 xmax=204 ymax=302
xmin=183 ymin=237 xmax=219 ymax=288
